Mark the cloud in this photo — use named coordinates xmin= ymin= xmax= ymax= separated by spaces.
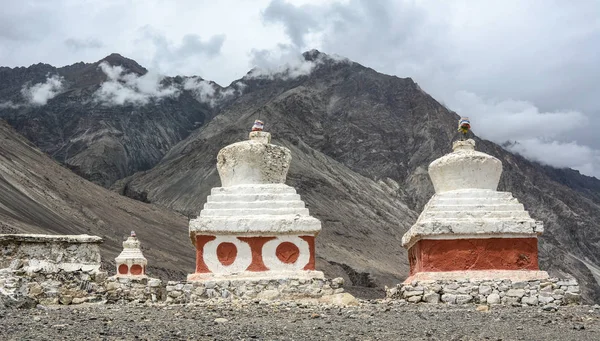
xmin=260 ymin=0 xmax=600 ymax=178
xmin=446 ymin=91 xmax=588 ymax=143
xmin=183 ymin=77 xmax=245 ymax=107
xmin=262 ymin=0 xmax=321 ymax=48
xmin=247 ymin=45 xmax=349 ymax=80
xmin=445 ymin=90 xmax=600 ymax=178
xmin=94 ymin=62 xmax=179 ymax=106
xmin=0 ymin=101 xmax=24 ymax=109
xmin=507 ymin=139 xmax=600 ymax=179
xmin=65 ymin=38 xmax=103 ymax=50
xmin=138 ymin=27 xmax=226 ymax=76
xmin=0 ymin=0 xmax=598 ymax=176
xmin=21 ymin=75 xmax=64 ymax=106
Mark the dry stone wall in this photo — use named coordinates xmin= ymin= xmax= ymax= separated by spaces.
xmin=386 ymin=278 xmax=581 ymax=309
xmin=164 ymin=278 xmax=344 ymax=304
xmin=0 ymin=234 xmax=107 ymax=307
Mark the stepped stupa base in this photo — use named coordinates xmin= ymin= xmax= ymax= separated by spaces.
xmin=404 ymin=270 xmax=549 ymax=283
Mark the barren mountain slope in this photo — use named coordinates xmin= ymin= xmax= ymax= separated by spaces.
xmin=0 ymin=120 xmax=193 ymax=279
xmin=0 ymin=54 xmax=211 ymax=187
xmin=117 ymin=52 xmax=600 ymax=302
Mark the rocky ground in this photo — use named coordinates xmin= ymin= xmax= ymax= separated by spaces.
xmin=2 ymin=300 xmax=599 ymax=340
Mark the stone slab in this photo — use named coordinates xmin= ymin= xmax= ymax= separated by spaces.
xmin=0 ymin=234 xmax=103 ymax=243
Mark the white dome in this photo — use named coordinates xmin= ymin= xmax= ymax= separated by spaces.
xmin=216 ymin=132 xmax=291 ymax=187
xmin=428 ymin=139 xmax=502 ymax=193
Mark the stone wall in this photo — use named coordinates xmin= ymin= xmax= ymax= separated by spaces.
xmin=0 ymin=267 xmax=107 ymax=306
xmin=386 ymin=278 xmax=581 ymax=309
xmin=164 ymin=278 xmax=345 ymax=304
xmin=0 ymin=234 xmax=103 ymax=273
xmin=0 ymin=234 xmax=107 ymax=307
xmin=103 ymin=277 xmax=164 ymax=304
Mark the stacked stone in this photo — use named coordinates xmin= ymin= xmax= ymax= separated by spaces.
xmin=103 ymin=277 xmax=163 ymax=304
xmin=386 ymin=278 xmax=580 ymax=307
xmin=187 ymin=126 xmax=334 ymax=298
xmin=0 ymin=234 xmax=108 ymax=306
xmin=165 ymin=277 xmax=345 ymax=304
xmin=0 ymin=268 xmax=108 ymax=306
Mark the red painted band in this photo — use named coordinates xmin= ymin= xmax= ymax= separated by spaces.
xmin=300 ymin=236 xmax=316 ymax=270
xmin=408 ymin=238 xmax=539 ymax=275
xmin=195 ymin=235 xmax=217 ymax=273
xmin=238 ymin=237 xmax=276 ymax=271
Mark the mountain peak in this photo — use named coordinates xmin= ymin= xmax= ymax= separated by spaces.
xmin=302 ymin=49 xmax=325 ymax=62
xmin=98 ymin=53 xmax=147 ymax=75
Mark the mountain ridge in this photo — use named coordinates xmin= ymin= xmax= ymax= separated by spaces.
xmin=2 ymin=51 xmax=600 ymax=302
xmin=0 ymin=54 xmax=211 ymax=186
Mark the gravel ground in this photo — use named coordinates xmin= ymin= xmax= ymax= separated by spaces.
xmin=2 ymin=300 xmax=599 ymax=340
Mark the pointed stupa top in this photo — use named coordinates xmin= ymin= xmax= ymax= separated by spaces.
xmin=216 ymin=121 xmax=291 ymax=187
xmin=402 ymin=138 xmax=542 ymax=249
xmin=428 ymin=139 xmax=502 ymax=193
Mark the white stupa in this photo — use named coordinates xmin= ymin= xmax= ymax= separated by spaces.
xmin=187 ymin=123 xmax=323 ymax=281
xmin=402 ymin=139 xmax=548 ymax=282
xmin=115 ymin=231 xmax=147 ymax=278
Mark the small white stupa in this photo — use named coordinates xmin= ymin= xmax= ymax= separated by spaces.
xmin=402 ymin=138 xmax=548 ymax=282
xmin=187 ymin=121 xmax=323 ymax=281
xmin=115 ymin=231 xmax=147 ymax=278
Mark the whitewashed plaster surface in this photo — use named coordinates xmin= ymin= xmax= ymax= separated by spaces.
xmin=200 ymin=234 xmax=314 ymax=275
xmin=402 ymin=140 xmax=543 ymax=248
xmin=429 ymin=139 xmax=502 ymax=193
xmin=115 ymin=235 xmax=147 ymax=277
xmin=216 ymin=132 xmax=291 ymax=187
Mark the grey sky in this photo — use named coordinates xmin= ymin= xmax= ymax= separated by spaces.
xmin=1 ymin=0 xmax=599 ymax=177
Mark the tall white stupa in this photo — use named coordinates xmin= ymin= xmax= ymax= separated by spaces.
xmin=187 ymin=121 xmax=324 ymax=281
xmin=402 ymin=137 xmax=549 ymax=282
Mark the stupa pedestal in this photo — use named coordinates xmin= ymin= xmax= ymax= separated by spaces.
xmin=187 ymin=131 xmax=323 ymax=282
xmin=402 ymin=139 xmax=548 ymax=282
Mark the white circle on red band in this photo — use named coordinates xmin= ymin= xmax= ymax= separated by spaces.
xmin=262 ymin=236 xmax=310 ymax=271
xmin=203 ymin=236 xmax=252 ymax=274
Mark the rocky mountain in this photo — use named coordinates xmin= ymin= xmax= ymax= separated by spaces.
xmin=2 ymin=51 xmax=600 ymax=302
xmin=115 ymin=51 xmax=600 ymax=302
xmin=0 ymin=119 xmax=194 ymax=279
xmin=0 ymin=54 xmax=211 ymax=187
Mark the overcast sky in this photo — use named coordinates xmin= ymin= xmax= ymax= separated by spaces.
xmin=1 ymin=0 xmax=599 ymax=178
